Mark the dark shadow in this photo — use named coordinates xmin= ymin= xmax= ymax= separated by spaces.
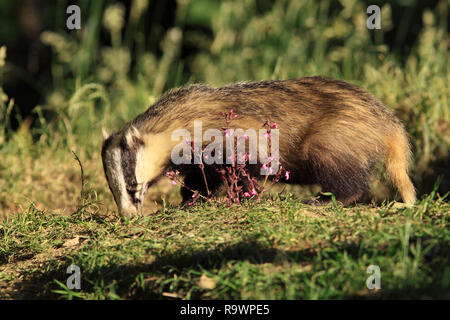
xmin=415 ymin=155 xmax=450 ymax=201
xmin=9 ymin=235 xmax=450 ymax=300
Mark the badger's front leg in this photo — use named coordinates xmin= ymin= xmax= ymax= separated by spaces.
xmin=180 ymin=165 xmax=223 ymax=204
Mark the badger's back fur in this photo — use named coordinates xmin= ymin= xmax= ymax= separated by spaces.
xmin=102 ymin=76 xmax=416 ymax=216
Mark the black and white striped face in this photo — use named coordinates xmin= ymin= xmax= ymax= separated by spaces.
xmin=101 ymin=128 xmax=148 ymax=217
xmin=102 ymin=127 xmax=176 ymax=217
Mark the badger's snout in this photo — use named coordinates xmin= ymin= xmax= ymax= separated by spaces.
xmin=119 ymin=201 xmax=141 ymax=218
xmin=120 ymin=208 xmax=138 ymax=218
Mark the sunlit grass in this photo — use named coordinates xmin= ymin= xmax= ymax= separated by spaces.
xmin=0 ymin=193 xmax=448 ymax=299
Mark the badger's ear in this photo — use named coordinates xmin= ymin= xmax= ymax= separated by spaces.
xmin=125 ymin=126 xmax=145 ymax=147
xmin=102 ymin=127 xmax=110 ymax=140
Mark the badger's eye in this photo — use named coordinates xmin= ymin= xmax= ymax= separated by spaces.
xmin=126 ymin=187 xmax=136 ymax=195
xmin=127 ymin=182 xmax=143 ymax=194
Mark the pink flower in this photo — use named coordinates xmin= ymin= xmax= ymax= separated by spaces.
xmin=243 ymin=134 xmax=249 ymax=140
xmin=272 ymin=123 xmax=278 ymax=129
xmin=172 ymin=180 xmax=177 ymax=185
xmin=264 ymin=132 xmax=270 ymax=138
xmin=243 ymin=192 xmax=250 ymax=197
xmin=285 ymin=171 xmax=290 ymax=180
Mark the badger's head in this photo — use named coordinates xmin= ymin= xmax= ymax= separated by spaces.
xmin=101 ymin=126 xmax=172 ymax=217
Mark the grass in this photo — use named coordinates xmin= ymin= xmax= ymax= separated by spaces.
xmin=0 ymin=190 xmax=448 ymax=299
xmin=0 ymin=0 xmax=448 ymax=299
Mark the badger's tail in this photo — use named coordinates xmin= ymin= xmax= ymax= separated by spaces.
xmin=385 ymin=126 xmax=416 ymax=205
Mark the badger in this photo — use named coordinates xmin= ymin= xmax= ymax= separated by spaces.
xmin=101 ymin=76 xmax=416 ymax=217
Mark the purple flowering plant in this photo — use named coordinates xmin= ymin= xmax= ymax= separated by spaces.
xmin=165 ymin=110 xmax=290 ymax=206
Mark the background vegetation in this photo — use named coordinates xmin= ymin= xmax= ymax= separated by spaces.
xmin=0 ymin=0 xmax=448 ymax=299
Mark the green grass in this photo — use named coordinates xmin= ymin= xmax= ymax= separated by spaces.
xmin=0 ymin=191 xmax=448 ymax=299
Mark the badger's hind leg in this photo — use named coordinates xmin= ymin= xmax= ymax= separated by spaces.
xmin=303 ymin=148 xmax=373 ymax=206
